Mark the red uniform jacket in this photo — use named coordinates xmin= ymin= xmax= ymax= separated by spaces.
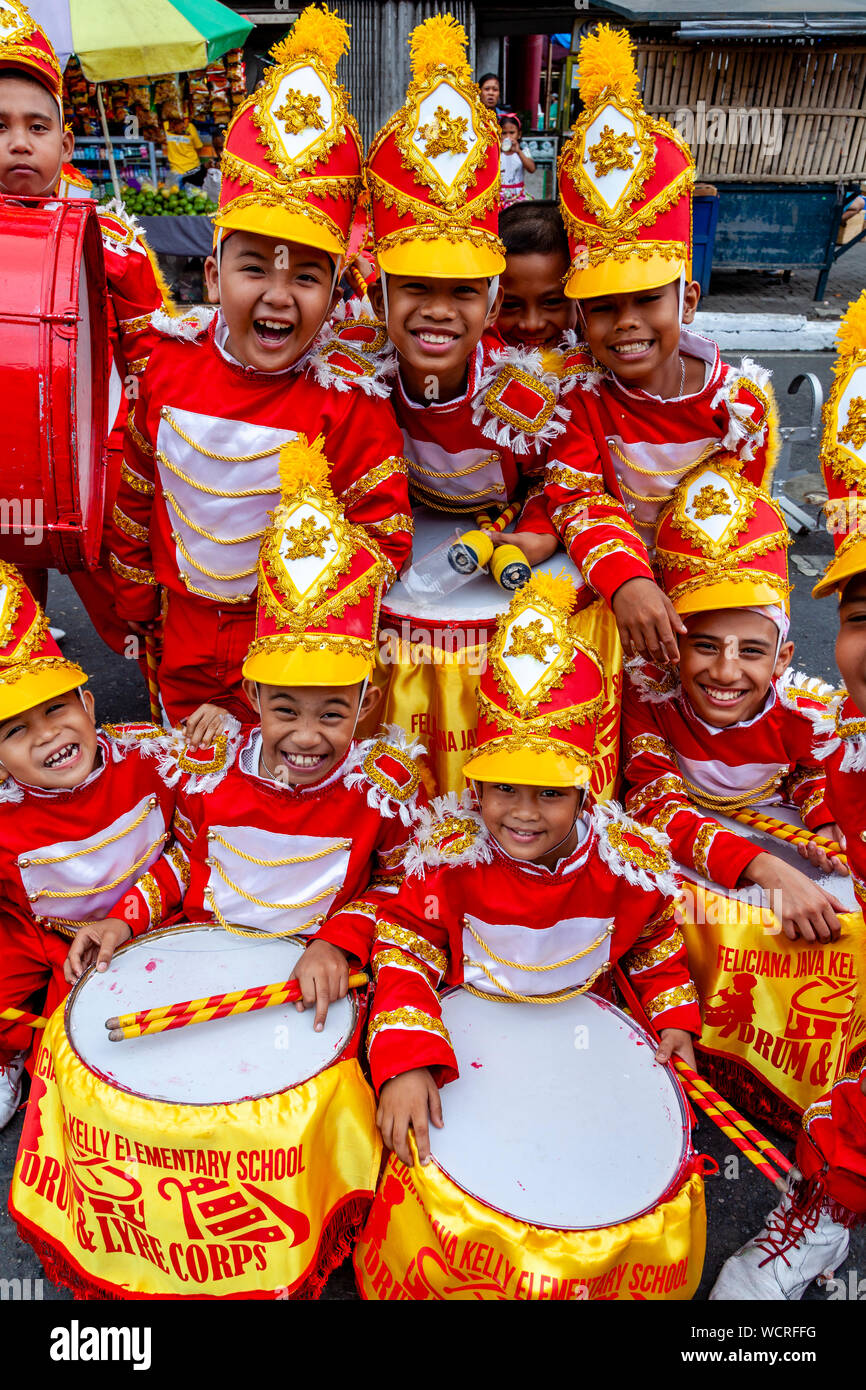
xmin=622 ymin=665 xmax=835 ymax=888
xmin=541 ymin=328 xmax=779 ymax=607
xmin=124 ymin=723 xmax=428 ymax=961
xmin=818 ymin=693 xmax=866 ymax=909
xmin=367 ymin=794 xmax=700 ymax=1092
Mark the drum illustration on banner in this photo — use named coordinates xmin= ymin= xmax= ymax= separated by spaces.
xmin=10 ymin=925 xmax=381 ymax=1299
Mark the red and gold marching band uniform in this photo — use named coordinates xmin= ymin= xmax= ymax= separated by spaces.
xmin=541 ymin=26 xmax=778 ymax=606
xmin=0 ymin=565 xmax=181 ymax=1065
xmin=122 ymin=435 xmax=426 ymax=953
xmin=622 ymin=462 xmax=834 ymax=886
xmin=366 ymin=572 xmax=700 ymax=1092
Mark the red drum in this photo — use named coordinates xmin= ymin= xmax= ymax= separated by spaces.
xmin=0 ymin=198 xmax=109 ymax=570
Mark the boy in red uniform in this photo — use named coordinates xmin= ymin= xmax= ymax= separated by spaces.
xmin=0 ymin=562 xmax=181 ymax=1127
xmin=109 ymin=6 xmax=411 ymax=725
xmin=622 ymin=460 xmax=846 ymax=942
xmin=495 ymin=201 xmax=577 ymax=360
xmin=121 ymin=436 xmax=427 ymax=1025
xmin=541 ymin=25 xmax=779 ymax=664
xmin=368 ymin=570 xmax=700 ymax=1165
xmin=0 ymin=1 xmax=168 ymax=650
xmin=712 ymin=295 xmax=866 ymax=1297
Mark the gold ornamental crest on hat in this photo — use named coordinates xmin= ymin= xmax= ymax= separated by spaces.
xmin=667 ymin=463 xmax=759 ymax=561
xmin=0 ymin=561 xmax=22 ymax=649
xmin=824 ymin=359 xmax=866 ymax=490
xmin=0 ymin=0 xmax=32 ymax=42
xmin=490 ymin=573 xmax=578 ymax=718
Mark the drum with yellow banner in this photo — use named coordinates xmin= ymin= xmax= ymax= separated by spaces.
xmin=678 ymin=809 xmax=866 ymax=1139
xmin=355 ymin=989 xmax=706 ymax=1301
xmin=10 ymin=925 xmax=381 ymax=1299
xmin=376 ymin=508 xmax=622 ymax=798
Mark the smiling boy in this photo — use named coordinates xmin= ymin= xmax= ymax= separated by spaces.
xmin=108 ymin=7 xmax=411 ymax=726
xmin=496 ymin=201 xmax=577 ymax=358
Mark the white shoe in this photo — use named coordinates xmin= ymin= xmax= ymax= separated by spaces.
xmin=0 ymin=1051 xmax=26 ymax=1129
xmin=710 ymin=1171 xmax=850 ymax=1300
xmin=49 ymin=626 xmax=66 ymax=644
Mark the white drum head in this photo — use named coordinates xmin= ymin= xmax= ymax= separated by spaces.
xmin=431 ymin=990 xmax=689 ymax=1230
xmin=383 ymin=507 xmax=584 ymax=624
xmin=703 ymin=810 xmax=857 ymax=912
xmin=66 ymin=925 xmax=356 ymax=1105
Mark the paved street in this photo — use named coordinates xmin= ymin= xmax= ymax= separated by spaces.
xmin=0 ymin=348 xmax=862 ymax=1303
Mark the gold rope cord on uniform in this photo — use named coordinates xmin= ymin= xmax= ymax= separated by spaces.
xmin=20 ymin=800 xmax=155 ymax=866
xmin=206 ymin=830 xmax=350 ymax=868
xmin=165 ymin=492 xmax=266 ymax=546
xmin=173 ymin=531 xmax=257 ymax=582
xmin=684 ymin=771 xmax=781 ymax=812
xmin=207 ymin=858 xmax=338 ymax=912
xmin=31 ymin=833 xmax=168 ymax=898
xmin=463 ymin=957 xmax=611 ymax=1004
xmin=158 ymin=450 xmax=278 ymax=500
xmin=180 ymin=575 xmax=256 ymax=605
xmin=161 ymin=409 xmax=287 ymax=462
xmin=409 ymin=452 xmax=501 ymax=481
xmin=405 ymin=490 xmax=497 ymax=514
xmin=608 ymin=437 xmax=720 ymax=479
xmin=207 ymin=892 xmax=326 ymax=939
xmin=410 ymin=477 xmax=506 ymax=504
xmin=464 ymin=918 xmax=613 ymax=972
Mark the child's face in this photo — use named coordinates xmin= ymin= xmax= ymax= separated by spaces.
xmin=500 ymin=120 xmax=519 ymax=146
xmin=497 ymin=250 xmax=575 ymax=351
xmin=578 ymin=278 xmax=700 ymax=392
xmin=0 ymin=689 xmax=98 ymax=789
xmin=204 ymin=231 xmax=338 ymax=372
xmin=243 ymin=679 xmax=380 ymax=786
xmin=372 ymin=274 xmax=502 ymax=399
xmin=836 ymin=574 xmax=866 ymax=713
xmin=0 ymin=75 xmax=72 ymax=198
xmin=679 ymin=609 xmax=793 ymax=728
xmin=479 ymin=781 xmax=583 ymax=869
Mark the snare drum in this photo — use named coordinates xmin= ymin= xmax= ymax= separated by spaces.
xmin=0 ymin=198 xmax=109 ymax=570
xmin=10 ymin=925 xmax=381 ymax=1299
xmin=678 ymin=808 xmax=866 ymax=1138
xmin=377 ymin=508 xmax=622 ymax=798
xmin=355 ymin=990 xmax=706 ymax=1301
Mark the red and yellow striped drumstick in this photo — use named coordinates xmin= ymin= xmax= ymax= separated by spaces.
xmin=674 ymin=1059 xmax=792 ymax=1175
xmin=1 ymin=1006 xmax=48 ymax=1030
xmin=728 ymin=809 xmax=847 ymax=867
xmin=144 ymin=634 xmax=162 ymax=725
xmin=109 ymin=976 xmax=298 ymax=1030
xmin=106 ymin=972 xmax=370 ymax=1041
xmin=475 ymin=501 xmax=522 ymax=535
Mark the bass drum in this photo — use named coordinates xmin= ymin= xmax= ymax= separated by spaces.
xmin=0 ymin=198 xmax=109 ymax=570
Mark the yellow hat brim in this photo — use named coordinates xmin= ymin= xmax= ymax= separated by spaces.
xmin=675 ymin=578 xmax=787 ymax=615
xmin=377 ymin=239 xmax=505 ymax=279
xmin=242 ymin=647 xmax=372 ymax=687
xmin=213 ymin=206 xmax=345 ymax=258
xmin=812 ymin=539 xmax=866 ymax=599
xmin=567 ymin=254 xmax=687 ymax=301
xmin=0 ymin=663 xmax=86 ymax=723
xmin=463 ymin=744 xmax=592 ymax=789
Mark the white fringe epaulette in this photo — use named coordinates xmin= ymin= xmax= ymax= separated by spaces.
xmin=402 ymin=790 xmax=492 ymax=881
xmin=776 ymin=667 xmax=838 ymax=725
xmin=171 ymin=713 xmax=244 ymax=794
xmin=151 ymin=305 xmax=215 ymax=342
xmin=626 ymin=655 xmax=681 ymax=705
xmin=0 ymin=777 xmax=24 ymax=805
xmin=104 ymin=721 xmax=186 ymax=788
xmin=98 ymin=196 xmax=145 ymax=239
xmin=593 ymin=800 xmax=680 ymax=898
xmin=813 ymin=691 xmax=866 ymax=771
xmin=343 ymin=724 xmax=426 ymax=826
xmin=555 ymin=329 xmax=605 ymax=397
xmin=471 ymin=344 xmax=570 ymax=456
xmin=306 ymin=305 xmax=394 ymax=398
xmin=712 ymin=358 xmax=773 ymax=462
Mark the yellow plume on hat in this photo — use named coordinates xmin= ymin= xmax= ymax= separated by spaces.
xmin=835 ymin=289 xmax=866 ymax=361
xmin=409 ymin=12 xmax=471 ymax=84
xmin=521 ymin=569 xmax=578 ymax=615
xmin=277 ymin=433 xmax=332 ymax=495
xmin=270 ymin=4 xmax=350 ymax=71
xmin=577 ymin=23 xmax=640 ymax=105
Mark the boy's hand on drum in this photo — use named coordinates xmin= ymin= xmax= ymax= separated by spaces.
xmin=655 ymin=1029 xmax=696 ymax=1070
xmin=377 ymin=1068 xmax=443 ymax=1167
xmin=182 ymin=703 xmax=227 ymax=748
xmin=796 ymin=822 xmax=848 ymax=877
xmin=612 ymin=578 xmax=686 ymax=666
xmin=64 ymin=917 xmax=133 ymax=983
xmin=489 ymin=531 xmax=558 ymax=566
xmin=743 ymin=853 xmax=844 ymax=942
xmin=291 ymin=940 xmax=350 ymax=1032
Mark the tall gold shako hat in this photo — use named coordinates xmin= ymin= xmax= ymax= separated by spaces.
xmin=243 ymin=434 xmax=388 ymax=688
xmin=813 ymin=292 xmax=866 ymax=599
xmin=655 ymin=460 xmax=791 ymax=615
xmin=463 ymin=572 xmax=604 ymax=788
xmin=365 ymin=13 xmax=505 ymax=278
xmin=0 ymin=562 xmax=86 ymax=721
xmin=0 ymin=0 xmax=63 ymax=113
xmin=558 ymin=24 xmax=695 ymax=300
xmin=213 ymin=4 xmax=363 ymax=256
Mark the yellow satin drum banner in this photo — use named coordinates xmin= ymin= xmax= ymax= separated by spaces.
xmin=355 ymin=1153 xmax=705 ymax=1301
xmin=10 ymin=1011 xmax=382 ymax=1299
xmin=375 ymin=599 xmax=623 ymax=799
xmin=680 ymin=886 xmax=866 ymax=1118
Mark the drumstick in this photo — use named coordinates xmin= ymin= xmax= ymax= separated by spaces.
xmin=144 ymin=635 xmax=162 ymax=725
xmin=727 ymin=809 xmax=847 ymax=867
xmin=475 ymin=501 xmax=522 ymax=534
xmin=110 ymin=975 xmax=303 ymax=1029
xmin=106 ymin=971 xmax=370 ymax=1041
xmin=673 ymin=1059 xmax=792 ymax=1174
xmin=1 ymin=1006 xmax=48 ymax=1030
xmin=673 ymin=1061 xmax=789 ymax=1190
